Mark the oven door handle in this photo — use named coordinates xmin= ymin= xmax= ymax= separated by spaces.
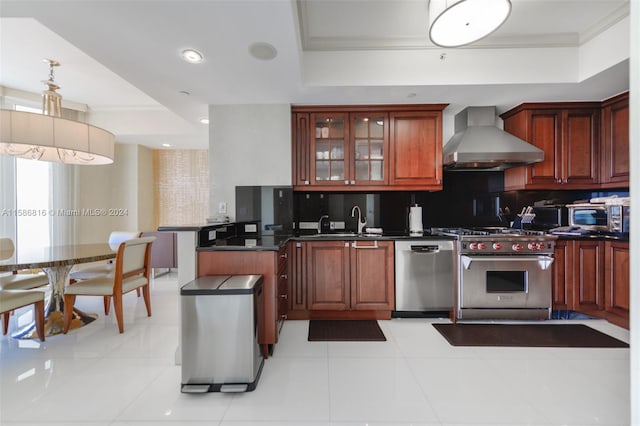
xmin=461 ymin=255 xmax=554 ymax=270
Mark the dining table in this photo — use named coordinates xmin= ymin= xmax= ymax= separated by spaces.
xmin=0 ymin=243 xmax=116 ymax=338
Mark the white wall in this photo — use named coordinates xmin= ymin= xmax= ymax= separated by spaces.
xmin=76 ymin=143 xmax=154 ymax=243
xmin=209 ymin=104 xmax=291 ymax=221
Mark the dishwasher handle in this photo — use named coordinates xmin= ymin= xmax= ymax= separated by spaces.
xmin=410 ymin=245 xmax=441 ymax=253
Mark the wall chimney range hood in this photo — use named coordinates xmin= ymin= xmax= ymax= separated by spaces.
xmin=443 ymin=106 xmax=544 ymax=171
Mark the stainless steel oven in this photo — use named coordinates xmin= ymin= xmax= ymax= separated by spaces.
xmin=432 ymin=228 xmax=557 ymax=320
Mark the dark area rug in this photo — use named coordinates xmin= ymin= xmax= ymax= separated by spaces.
xmin=433 ymin=323 xmax=628 ymax=348
xmin=308 ymin=320 xmax=386 ymax=342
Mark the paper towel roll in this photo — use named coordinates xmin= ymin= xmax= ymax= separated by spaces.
xmin=409 ymin=205 xmax=423 ymax=234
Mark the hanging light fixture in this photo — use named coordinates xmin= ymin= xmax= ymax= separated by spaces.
xmin=429 ymin=0 xmax=512 ymax=48
xmin=0 ymin=59 xmax=115 ymax=165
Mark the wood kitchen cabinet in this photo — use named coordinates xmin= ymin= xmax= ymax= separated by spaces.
xmin=288 ymin=239 xmax=394 ymax=319
xmin=552 ymin=239 xmax=572 ymax=311
xmin=572 ymin=240 xmax=605 ymax=312
xmin=600 ymin=92 xmax=629 ymax=187
xmin=603 ymin=240 xmax=629 ymax=328
xmin=291 ymin=104 xmax=446 ymax=191
xmin=552 ymin=238 xmax=628 ymax=328
xmin=501 ymin=103 xmax=600 ymax=190
xmin=197 ymin=248 xmax=287 ymax=357
xmin=389 ymin=110 xmax=443 ymax=188
xmin=276 ymin=245 xmax=288 ymax=331
xmin=307 ymin=240 xmax=351 ymax=310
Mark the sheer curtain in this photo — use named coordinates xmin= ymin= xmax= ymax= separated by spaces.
xmin=0 ymin=155 xmax=78 ymax=248
xmin=49 ymin=162 xmax=78 ymax=246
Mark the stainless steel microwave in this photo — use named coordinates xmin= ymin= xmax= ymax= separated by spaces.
xmin=607 ymin=204 xmax=630 ymax=234
xmin=567 ymin=203 xmax=609 ymax=232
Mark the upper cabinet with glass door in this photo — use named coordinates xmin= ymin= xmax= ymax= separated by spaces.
xmin=292 ymin=105 xmax=446 ymax=191
xmin=310 ymin=112 xmax=389 ymax=187
xmin=351 ymin=113 xmax=388 ymax=185
xmin=312 ymin=112 xmax=348 ymax=185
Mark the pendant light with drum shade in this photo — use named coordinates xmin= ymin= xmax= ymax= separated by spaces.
xmin=429 ymin=0 xmax=512 ymax=47
xmin=0 ymin=59 xmax=115 ymax=165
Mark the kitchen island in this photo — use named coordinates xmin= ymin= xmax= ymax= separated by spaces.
xmin=198 ymin=235 xmax=289 ymax=357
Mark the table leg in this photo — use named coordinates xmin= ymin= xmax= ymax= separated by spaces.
xmin=11 ymin=265 xmax=98 ymax=338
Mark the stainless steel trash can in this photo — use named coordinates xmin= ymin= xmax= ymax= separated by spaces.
xmin=180 ymin=275 xmax=264 ymax=393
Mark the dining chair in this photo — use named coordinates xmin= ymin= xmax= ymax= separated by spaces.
xmin=0 ymin=289 xmax=46 ymax=341
xmin=62 ymin=236 xmax=155 ymax=334
xmin=69 ymin=231 xmax=141 ymax=281
xmin=0 ymin=238 xmax=49 ymax=291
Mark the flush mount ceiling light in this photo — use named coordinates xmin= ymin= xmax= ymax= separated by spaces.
xmin=248 ymin=42 xmax=278 ymax=61
xmin=161 ymin=143 xmax=172 ymax=148
xmin=429 ymin=0 xmax=511 ymax=48
xmin=0 ymin=59 xmax=115 ymax=165
xmin=181 ymin=48 xmax=204 ymax=64
xmin=199 ymin=118 xmax=209 ymax=125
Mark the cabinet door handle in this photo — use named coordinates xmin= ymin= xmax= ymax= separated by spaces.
xmin=352 ymin=241 xmax=379 ymax=249
xmin=350 ymin=180 xmax=355 ymax=185
xmin=280 ymin=274 xmax=288 ymax=280
xmin=304 ymin=180 xmax=310 ymax=185
xmin=280 ymin=253 xmax=288 ymax=259
xmin=280 ymin=294 xmax=288 ymax=299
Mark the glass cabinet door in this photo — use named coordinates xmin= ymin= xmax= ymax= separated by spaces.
xmin=352 ymin=113 xmax=388 ymax=184
xmin=312 ymin=113 xmax=347 ymax=184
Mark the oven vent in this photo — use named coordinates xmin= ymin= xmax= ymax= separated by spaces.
xmin=443 ymin=106 xmax=544 ymax=171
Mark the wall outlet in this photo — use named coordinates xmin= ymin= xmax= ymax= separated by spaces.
xmin=218 ymin=202 xmax=227 ymax=214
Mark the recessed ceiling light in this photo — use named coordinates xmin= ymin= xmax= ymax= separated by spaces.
xmin=199 ymin=118 xmax=209 ymax=125
xmin=248 ymin=42 xmax=277 ymax=61
xmin=162 ymin=143 xmax=172 ymax=148
xmin=181 ymin=49 xmax=204 ymax=64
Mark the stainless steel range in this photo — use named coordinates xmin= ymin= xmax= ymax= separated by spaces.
xmin=431 ymin=227 xmax=557 ymax=320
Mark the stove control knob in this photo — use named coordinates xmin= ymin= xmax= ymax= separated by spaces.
xmin=527 ymin=242 xmax=537 ymax=250
xmin=469 ymin=243 xmax=478 ymax=250
xmin=537 ymin=242 xmax=546 ymax=250
xmin=477 ymin=243 xmax=487 ymax=250
xmin=492 ymin=242 xmax=502 ymax=250
xmin=512 ymin=243 xmax=523 ymax=252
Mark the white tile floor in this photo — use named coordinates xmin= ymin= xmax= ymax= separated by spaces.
xmin=0 ymin=271 xmax=630 ymax=426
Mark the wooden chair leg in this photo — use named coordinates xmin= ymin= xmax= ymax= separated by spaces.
xmin=34 ymin=299 xmax=45 ymax=342
xmin=113 ymin=293 xmax=124 ymax=333
xmin=62 ymin=294 xmax=76 ymax=334
xmin=142 ymin=284 xmax=152 ymax=317
xmin=136 ymin=288 xmax=141 ymax=297
xmin=2 ymin=313 xmax=8 ymax=335
xmin=103 ymin=296 xmax=111 ymax=315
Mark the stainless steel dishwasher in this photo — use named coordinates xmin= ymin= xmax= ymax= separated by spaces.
xmin=394 ymin=240 xmax=455 ymax=316
xmin=180 ymin=275 xmax=264 ymax=393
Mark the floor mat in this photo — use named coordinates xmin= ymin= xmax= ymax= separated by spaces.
xmin=433 ymin=323 xmax=628 ymax=348
xmin=308 ymin=320 xmax=386 ymax=342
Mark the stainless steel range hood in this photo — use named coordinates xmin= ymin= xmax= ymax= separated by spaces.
xmin=443 ymin=106 xmax=544 ymax=171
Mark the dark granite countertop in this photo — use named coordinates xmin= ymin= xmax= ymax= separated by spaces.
xmin=553 ymin=232 xmax=629 ymax=242
xmin=197 ymin=235 xmax=291 ymax=251
xmin=196 ymin=232 xmax=458 ymax=251
xmin=158 ymin=223 xmax=227 ymax=232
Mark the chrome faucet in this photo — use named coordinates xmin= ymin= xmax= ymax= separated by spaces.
xmin=351 ymin=205 xmax=367 ymax=235
xmin=318 ymin=215 xmax=329 ymax=233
